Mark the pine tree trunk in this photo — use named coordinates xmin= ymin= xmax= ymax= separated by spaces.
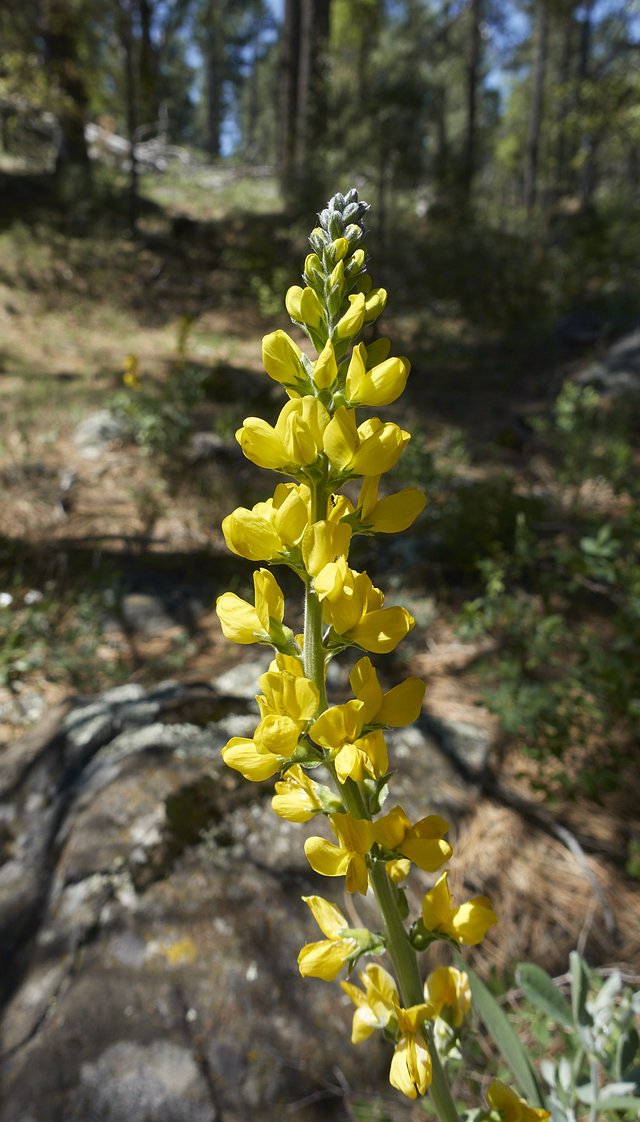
xmin=524 ymin=0 xmax=549 ymax=217
xmin=462 ymin=0 xmax=482 ymax=207
xmin=205 ymin=0 xmax=224 ymax=160
xmin=42 ymin=0 xmax=91 ymax=197
xmin=278 ymin=0 xmax=301 ymax=190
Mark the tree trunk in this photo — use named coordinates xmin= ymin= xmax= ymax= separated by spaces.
xmin=119 ymin=0 xmax=138 ymax=235
xmin=206 ymin=0 xmax=224 ymax=160
xmin=553 ymin=5 xmax=574 ymax=204
xmin=462 ymin=0 xmax=482 ymax=207
xmin=278 ymin=0 xmax=301 ymax=190
xmin=524 ymin=0 xmax=549 ymax=217
xmin=137 ymin=0 xmax=159 ymax=129
xmin=41 ymin=0 xmax=91 ymax=197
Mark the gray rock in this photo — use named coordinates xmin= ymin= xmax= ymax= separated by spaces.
xmin=72 ymin=410 xmax=129 ymax=457
xmin=576 ymin=328 xmax=640 ymax=398
xmin=120 ymin=592 xmax=178 ymax=636
xmin=215 ymin=656 xmax=271 ymax=701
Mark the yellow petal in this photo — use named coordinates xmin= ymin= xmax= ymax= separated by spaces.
xmin=336 ymin=292 xmax=366 ymax=338
xmin=253 ymin=568 xmax=285 ymax=631
xmin=369 ymin=488 xmax=426 ymax=533
xmin=297 ymin=938 xmax=354 ymax=980
xmin=314 ymin=339 xmax=338 ymax=389
xmin=401 ymin=837 xmax=452 ymax=873
xmin=323 ymin=407 xmax=358 ymax=472
xmin=221 ymin=737 xmax=281 ymax=781
xmin=421 ymin=872 xmax=454 ymax=930
xmin=347 ymin=606 xmax=415 ymax=654
xmin=304 ymin=836 xmax=350 ymax=878
xmin=215 ymin=593 xmax=264 ymax=644
xmin=236 ymin=417 xmax=287 ymax=470
xmin=349 ymin=656 xmax=384 ymax=722
xmin=262 ymin=330 xmax=304 ymax=386
xmin=222 ymin=509 xmax=282 ymax=561
xmin=302 ymin=894 xmax=349 ymax=939
xmin=449 ymin=896 xmax=497 ymax=945
xmin=377 ymin=678 xmax=426 ymax=726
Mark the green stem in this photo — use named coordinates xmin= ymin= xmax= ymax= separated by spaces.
xmin=303 ymin=473 xmax=461 ymax=1122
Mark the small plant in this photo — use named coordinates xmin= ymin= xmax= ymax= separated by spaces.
xmin=111 ymin=315 xmax=208 ymax=458
xmin=211 ymin=189 xmax=574 ymax=1120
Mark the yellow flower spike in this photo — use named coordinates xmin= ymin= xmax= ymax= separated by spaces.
xmin=313 ymin=339 xmax=338 ymax=389
xmin=304 ymin=812 xmax=374 ymax=895
xmin=336 ymin=292 xmax=366 ymax=339
xmin=285 ymin=284 xmax=324 ymax=328
xmin=215 ymin=568 xmax=285 ymax=645
xmin=257 ymin=669 xmax=319 ymax=722
xmin=373 ymin=806 xmax=453 ymax=872
xmin=272 ymin=765 xmax=324 ymax=822
xmin=425 ymin=966 xmax=471 ymax=1028
xmin=388 ymin=1001 xmax=434 ymax=1100
xmin=349 ymin=656 xmax=426 ymax=727
xmin=298 ymin=895 xmax=359 ymax=980
xmin=261 ymin=330 xmax=305 ymax=387
xmin=363 ymin=287 xmax=388 ymax=323
xmin=341 ymin=963 xmax=399 ymax=1042
xmin=487 ymin=1080 xmax=550 ymax=1122
xmin=421 ymin=871 xmax=497 ymax=945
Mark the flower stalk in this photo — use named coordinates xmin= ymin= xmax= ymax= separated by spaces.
xmin=215 ymin=188 xmax=543 ymax=1119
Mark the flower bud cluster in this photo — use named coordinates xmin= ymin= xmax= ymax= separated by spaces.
xmin=215 ymin=190 xmax=505 ymax=1108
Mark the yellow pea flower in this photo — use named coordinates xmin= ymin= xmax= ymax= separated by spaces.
xmin=297 ymin=896 xmax=359 ymax=980
xmin=222 ymin=483 xmax=310 ymax=562
xmin=388 ymin=1001 xmax=434 ymax=1100
xmin=320 ymin=567 xmax=415 ymax=654
xmin=313 ymin=339 xmax=338 ymax=389
xmin=373 ymin=805 xmax=453 ymax=873
xmin=257 ymin=668 xmax=319 ymax=723
xmin=323 ymin=408 xmax=411 ymax=478
xmin=341 ymin=963 xmax=399 ymax=1042
xmin=310 ymin=700 xmax=388 ymax=782
xmin=364 ymin=287 xmax=387 ymax=323
xmin=345 ymin=342 xmax=410 ymax=407
xmin=346 ymin=603 xmax=415 ymax=655
xmin=421 ymin=871 xmax=497 ymax=945
xmin=285 ymin=284 xmax=324 ymax=328
xmin=221 ymin=508 xmax=282 ymax=562
xmin=336 ymin=292 xmax=366 ymax=338
xmin=328 ymin=236 xmax=349 ymax=263
xmin=349 ymin=656 xmax=426 ymax=726
xmin=237 ymin=397 xmax=330 ymax=472
xmin=487 ymin=1080 xmax=550 ymax=1122
xmin=302 ymin=519 xmax=352 ymax=578
xmin=342 ymin=965 xmax=435 ymax=1100
xmin=357 ymin=475 xmax=426 ymax=533
xmin=272 ymin=765 xmax=324 ymax=822
xmin=221 ymin=711 xmax=301 ymax=780
xmin=304 ymin=812 xmax=374 ymax=895
xmin=215 ymin=568 xmax=287 ymax=645
xmin=261 ymin=330 xmax=306 ymax=388
xmin=425 ymin=966 xmax=471 ymax=1028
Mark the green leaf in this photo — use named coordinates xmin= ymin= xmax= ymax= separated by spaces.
xmin=570 ymin=951 xmax=593 ymax=1028
xmin=615 ymin=1028 xmax=639 ymax=1080
xmin=455 ymin=955 xmax=544 ymax=1108
xmin=515 ymin=963 xmax=573 ymax=1028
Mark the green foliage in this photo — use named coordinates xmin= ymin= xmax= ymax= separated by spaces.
xmin=520 ymin=954 xmax=640 ymax=1121
xmin=110 ymin=316 xmax=208 ymax=460
xmin=457 ymin=379 xmax=640 ymax=801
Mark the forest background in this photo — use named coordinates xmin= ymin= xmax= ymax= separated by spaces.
xmin=0 ymin=0 xmax=639 ymax=981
